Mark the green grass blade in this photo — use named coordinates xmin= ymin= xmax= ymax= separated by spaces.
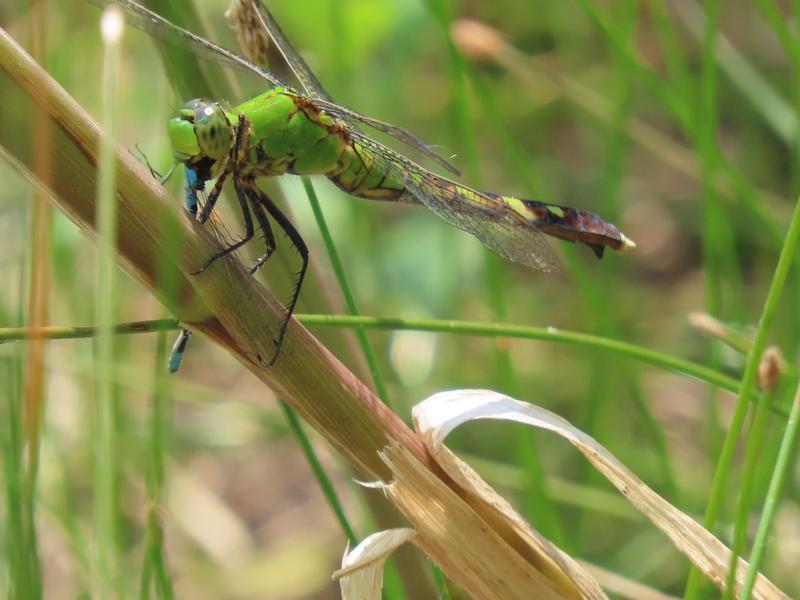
xmin=278 ymin=399 xmax=358 ymax=544
xmin=724 ymin=386 xmax=773 ymax=599
xmin=302 ymin=177 xmax=391 ymax=406
xmin=138 ymin=332 xmax=174 ymax=600
xmin=2 ymin=353 xmax=41 ymax=600
xmin=92 ymin=7 xmax=124 ymax=594
xmin=425 ymin=0 xmax=568 ymax=550
xmin=740 ymin=382 xmax=800 ymax=599
xmin=685 ymin=192 xmax=800 ymax=598
xmin=300 ymin=177 xmax=409 ymax=598
xmin=298 ymin=313 xmax=747 ymax=395
xmin=1 ymin=313 xmax=756 ymax=400
xmin=677 ymin=0 xmax=798 ymax=144
xmin=573 ymin=0 xmax=694 ymax=130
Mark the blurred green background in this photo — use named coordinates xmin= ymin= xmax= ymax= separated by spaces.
xmin=2 ymin=0 xmax=799 ymax=598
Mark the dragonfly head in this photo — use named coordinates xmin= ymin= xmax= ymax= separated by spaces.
xmin=168 ymin=99 xmax=233 ymax=165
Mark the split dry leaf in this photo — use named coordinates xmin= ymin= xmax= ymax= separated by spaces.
xmin=412 ymin=389 xmax=789 ymax=600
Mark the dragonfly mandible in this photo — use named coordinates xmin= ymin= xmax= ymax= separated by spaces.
xmin=89 ymin=0 xmax=635 ymax=367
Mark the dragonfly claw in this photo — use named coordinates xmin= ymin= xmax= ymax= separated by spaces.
xmin=249 ymin=259 xmax=267 ymax=274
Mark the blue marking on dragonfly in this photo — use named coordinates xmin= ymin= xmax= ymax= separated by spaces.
xmin=184 ymin=167 xmax=201 ymax=216
xmin=168 ymin=329 xmax=192 ymax=373
xmin=168 ymin=168 xmax=202 ymax=374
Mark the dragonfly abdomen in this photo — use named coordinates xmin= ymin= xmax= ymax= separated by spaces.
xmin=490 ymin=193 xmax=635 ymax=258
xmin=326 ymin=141 xmax=414 ymax=203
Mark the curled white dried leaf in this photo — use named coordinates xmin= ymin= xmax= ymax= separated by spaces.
xmin=413 ymin=390 xmax=789 ymax=600
xmin=333 ymin=528 xmax=416 ymax=600
xmin=414 ymin=395 xmax=606 ymax=598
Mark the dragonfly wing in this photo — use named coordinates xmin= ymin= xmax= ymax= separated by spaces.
xmin=316 ymin=101 xmax=461 ymax=176
xmin=344 ymin=129 xmax=562 ymax=272
xmin=229 ymin=0 xmax=333 ymax=101
xmin=227 ymin=1 xmax=460 ymax=176
xmin=88 ymin=0 xmax=289 ymax=89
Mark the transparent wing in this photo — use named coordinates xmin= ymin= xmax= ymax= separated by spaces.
xmin=227 ymin=0 xmax=460 ymax=175
xmin=344 ymin=129 xmax=561 ymax=272
xmin=232 ymin=0 xmax=332 ymax=101
xmin=314 ymin=100 xmax=461 ymax=175
xmin=88 ymin=0 xmax=289 ymax=89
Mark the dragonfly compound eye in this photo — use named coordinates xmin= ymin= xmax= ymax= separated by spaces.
xmin=168 ymin=100 xmax=203 ymax=162
xmin=193 ymin=103 xmax=233 ymax=160
xmin=167 ymin=99 xmax=233 ymax=163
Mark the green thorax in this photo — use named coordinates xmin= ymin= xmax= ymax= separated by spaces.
xmin=236 ymin=89 xmax=406 ymax=201
xmin=167 ymin=88 xmax=408 ymax=202
xmin=236 ymin=88 xmax=345 ymax=177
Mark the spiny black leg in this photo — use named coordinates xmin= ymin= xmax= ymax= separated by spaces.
xmin=198 ymin=114 xmax=249 ymax=225
xmin=245 ymin=185 xmax=277 ymax=274
xmin=196 ymin=164 xmax=230 ymax=225
xmin=192 ymin=183 xmax=255 ymax=274
xmin=248 ymin=186 xmax=309 ymax=366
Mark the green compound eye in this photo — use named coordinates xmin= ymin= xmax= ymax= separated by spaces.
xmin=193 ymin=103 xmax=232 ymax=160
xmin=167 ymin=115 xmax=200 ymax=161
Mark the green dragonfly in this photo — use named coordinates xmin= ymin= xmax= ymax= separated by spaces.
xmin=90 ymin=0 xmax=634 ymax=367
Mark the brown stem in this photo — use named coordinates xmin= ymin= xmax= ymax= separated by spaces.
xmin=0 ymin=26 xmax=435 ymax=486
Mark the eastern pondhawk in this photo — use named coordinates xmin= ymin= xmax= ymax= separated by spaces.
xmin=89 ymin=0 xmax=635 ymax=367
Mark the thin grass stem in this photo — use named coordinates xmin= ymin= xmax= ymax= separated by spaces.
xmin=93 ymin=6 xmax=124 ymax=595
xmin=302 ymin=177 xmax=391 ymax=407
xmin=0 ymin=315 xmax=759 ymax=404
xmin=686 ymin=191 xmax=800 ymax=598
xmin=278 ymin=398 xmax=358 ymax=545
xmin=740 ymin=383 xmax=800 ymax=599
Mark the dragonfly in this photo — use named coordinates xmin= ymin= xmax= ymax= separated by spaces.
xmin=89 ymin=0 xmax=635 ymax=368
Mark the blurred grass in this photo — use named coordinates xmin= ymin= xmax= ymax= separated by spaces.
xmin=2 ymin=0 xmax=800 ymax=598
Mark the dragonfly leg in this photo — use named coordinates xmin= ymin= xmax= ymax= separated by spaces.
xmin=192 ymin=182 xmax=255 ymax=274
xmin=134 ymin=143 xmax=177 ymax=185
xmin=197 ymin=114 xmax=250 ymax=224
xmin=246 ymin=187 xmax=277 ymax=274
xmin=247 ymin=186 xmax=309 ymax=366
xmin=196 ymin=163 xmax=231 ymax=224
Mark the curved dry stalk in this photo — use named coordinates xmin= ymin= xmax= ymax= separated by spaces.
xmin=0 ymin=25 xmax=616 ymax=599
xmin=0 ymin=28 xmax=428 ymax=483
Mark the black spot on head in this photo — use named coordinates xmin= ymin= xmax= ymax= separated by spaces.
xmin=210 ymin=127 xmax=217 ymax=139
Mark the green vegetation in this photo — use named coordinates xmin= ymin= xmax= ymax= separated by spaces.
xmin=1 ymin=0 xmax=799 ymax=598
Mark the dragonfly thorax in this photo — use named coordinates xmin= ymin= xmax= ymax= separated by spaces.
xmin=168 ymin=99 xmax=234 ymax=165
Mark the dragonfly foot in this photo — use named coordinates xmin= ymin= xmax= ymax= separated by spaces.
xmin=255 ymin=344 xmax=280 ymax=368
xmin=266 ymin=343 xmax=281 ymax=367
xmin=249 ymin=259 xmax=267 ymax=274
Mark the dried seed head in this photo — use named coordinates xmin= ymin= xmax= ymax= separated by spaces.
xmin=758 ymin=346 xmax=784 ymax=391
xmin=226 ymin=0 xmax=271 ymax=66
xmin=450 ymin=19 xmax=506 ymax=64
xmin=688 ymin=312 xmax=727 ymax=340
xmin=688 ymin=312 xmax=752 ymax=355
